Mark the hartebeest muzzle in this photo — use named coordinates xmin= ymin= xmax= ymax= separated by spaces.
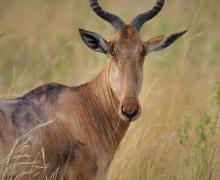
xmin=119 ymin=98 xmax=141 ymax=121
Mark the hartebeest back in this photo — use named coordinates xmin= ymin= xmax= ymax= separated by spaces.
xmin=0 ymin=0 xmax=186 ymax=179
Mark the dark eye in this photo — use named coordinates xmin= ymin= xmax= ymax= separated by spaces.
xmin=109 ymin=43 xmax=117 ymax=58
xmin=140 ymin=45 xmax=146 ymax=57
xmin=110 ymin=51 xmax=117 ymax=58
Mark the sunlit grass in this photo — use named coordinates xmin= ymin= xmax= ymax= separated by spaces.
xmin=0 ymin=0 xmax=220 ymax=179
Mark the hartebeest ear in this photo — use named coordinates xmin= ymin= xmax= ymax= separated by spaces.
xmin=146 ymin=30 xmax=188 ymax=53
xmin=79 ymin=29 xmax=109 ymax=54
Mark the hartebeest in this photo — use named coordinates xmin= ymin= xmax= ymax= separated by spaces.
xmin=0 ymin=0 xmax=186 ymax=179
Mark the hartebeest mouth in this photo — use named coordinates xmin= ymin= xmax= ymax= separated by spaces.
xmin=80 ymin=0 xmax=187 ymax=122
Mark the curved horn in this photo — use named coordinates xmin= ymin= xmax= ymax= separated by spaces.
xmin=90 ymin=0 xmax=126 ymax=30
xmin=131 ymin=0 xmax=165 ymax=31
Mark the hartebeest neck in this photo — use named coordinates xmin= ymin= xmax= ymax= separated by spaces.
xmin=75 ymin=67 xmax=130 ymax=156
xmin=90 ymin=67 xmax=130 ymax=148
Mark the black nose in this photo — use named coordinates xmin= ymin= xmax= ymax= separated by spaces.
xmin=121 ymin=106 xmax=139 ymax=120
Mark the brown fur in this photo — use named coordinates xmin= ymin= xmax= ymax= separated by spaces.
xmin=0 ymin=26 xmax=145 ymax=180
xmin=0 ymin=24 xmax=184 ymax=179
xmin=0 ymin=67 xmax=130 ymax=179
xmin=147 ymin=35 xmax=166 ymax=45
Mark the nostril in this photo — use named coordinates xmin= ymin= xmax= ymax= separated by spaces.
xmin=121 ymin=105 xmax=139 ymax=120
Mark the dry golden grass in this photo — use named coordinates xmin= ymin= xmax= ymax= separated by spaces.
xmin=0 ymin=0 xmax=220 ymax=179
xmin=0 ymin=120 xmax=58 ymax=179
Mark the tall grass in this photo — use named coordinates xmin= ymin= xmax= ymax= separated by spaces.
xmin=0 ymin=121 xmax=62 ymax=180
xmin=0 ymin=0 xmax=220 ymax=179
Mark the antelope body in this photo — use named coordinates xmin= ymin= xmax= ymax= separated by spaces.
xmin=0 ymin=0 xmax=186 ymax=179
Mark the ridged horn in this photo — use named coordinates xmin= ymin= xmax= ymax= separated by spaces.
xmin=90 ymin=0 xmax=126 ymax=30
xmin=131 ymin=0 xmax=165 ymax=31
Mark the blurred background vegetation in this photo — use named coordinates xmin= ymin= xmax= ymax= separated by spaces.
xmin=0 ymin=0 xmax=220 ymax=179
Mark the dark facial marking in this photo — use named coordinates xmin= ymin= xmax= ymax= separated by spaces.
xmin=121 ymin=28 xmax=129 ymax=39
xmin=118 ymin=26 xmax=137 ymax=41
xmin=92 ymin=162 xmax=98 ymax=176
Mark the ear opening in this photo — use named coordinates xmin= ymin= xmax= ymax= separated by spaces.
xmin=79 ymin=29 xmax=109 ymax=54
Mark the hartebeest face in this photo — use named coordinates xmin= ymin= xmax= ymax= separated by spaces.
xmin=79 ymin=0 xmax=187 ymax=122
xmin=108 ymin=26 xmax=144 ymax=121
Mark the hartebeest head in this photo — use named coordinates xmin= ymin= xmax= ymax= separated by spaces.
xmin=79 ymin=0 xmax=187 ymax=122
